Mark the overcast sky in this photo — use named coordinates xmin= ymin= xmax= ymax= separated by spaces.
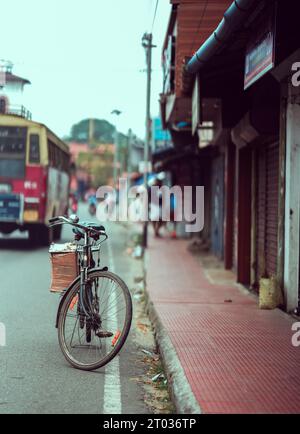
xmin=1 ymin=0 xmax=171 ymax=139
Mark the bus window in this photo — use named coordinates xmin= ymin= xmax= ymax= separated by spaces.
xmin=47 ymin=139 xmax=69 ymax=172
xmin=53 ymin=144 xmax=59 ymax=167
xmin=62 ymin=151 xmax=69 ymax=172
xmin=48 ymin=141 xmax=54 ymax=167
xmin=29 ymin=134 xmax=40 ymax=164
xmin=58 ymin=148 xmax=63 ymax=170
xmin=0 ymin=126 xmax=26 ymax=178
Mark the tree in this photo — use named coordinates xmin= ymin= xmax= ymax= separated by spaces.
xmin=77 ymin=149 xmax=114 ymax=187
xmin=66 ymin=118 xmax=142 ymax=187
xmin=68 ymin=119 xmax=115 ymax=144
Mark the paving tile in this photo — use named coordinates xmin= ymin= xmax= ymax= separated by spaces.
xmin=147 ymin=237 xmax=300 ymax=414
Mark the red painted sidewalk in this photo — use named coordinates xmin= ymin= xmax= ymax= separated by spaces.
xmin=147 ymin=237 xmax=300 ymax=414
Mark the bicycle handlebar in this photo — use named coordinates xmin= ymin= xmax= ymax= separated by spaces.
xmin=49 ymin=217 xmax=60 ymax=224
xmin=48 ymin=215 xmax=107 ymax=238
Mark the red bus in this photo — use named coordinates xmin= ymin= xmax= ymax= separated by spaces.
xmin=0 ymin=114 xmax=70 ymax=245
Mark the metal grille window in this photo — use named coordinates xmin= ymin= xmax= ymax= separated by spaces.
xmin=29 ymin=134 xmax=40 ymax=163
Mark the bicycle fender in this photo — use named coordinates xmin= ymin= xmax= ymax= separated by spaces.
xmin=55 ymin=267 xmax=109 ymax=328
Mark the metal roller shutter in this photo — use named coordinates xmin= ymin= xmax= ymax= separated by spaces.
xmin=255 ymin=140 xmax=279 ymax=285
xmin=211 ymin=155 xmax=225 ymax=259
xmin=265 ymin=141 xmax=279 ymax=276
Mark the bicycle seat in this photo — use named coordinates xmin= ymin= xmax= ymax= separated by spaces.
xmin=72 ymin=222 xmax=105 ymax=236
xmin=81 ymin=222 xmax=105 ymax=232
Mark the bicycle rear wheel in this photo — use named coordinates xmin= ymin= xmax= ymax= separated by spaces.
xmin=57 ymin=269 xmax=132 ymax=371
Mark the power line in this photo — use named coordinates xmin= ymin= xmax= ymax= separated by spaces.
xmin=190 ymin=0 xmax=208 ymax=55
xmin=151 ymin=0 xmax=159 ymax=33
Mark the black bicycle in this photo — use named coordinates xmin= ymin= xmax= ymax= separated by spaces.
xmin=49 ymin=215 xmax=132 ymax=371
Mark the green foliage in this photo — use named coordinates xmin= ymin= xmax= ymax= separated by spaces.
xmin=69 ymin=118 xmax=115 ymax=144
xmin=68 ymin=118 xmax=131 ymax=151
xmin=67 ymin=118 xmax=139 ymax=187
xmin=77 ymin=149 xmax=114 ymax=188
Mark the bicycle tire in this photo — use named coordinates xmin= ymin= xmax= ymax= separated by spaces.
xmin=57 ymin=269 xmax=132 ymax=371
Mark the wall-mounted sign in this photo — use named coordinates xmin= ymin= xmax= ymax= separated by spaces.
xmin=244 ymin=7 xmax=275 ymax=90
xmin=152 ymin=117 xmax=172 ymax=150
xmin=192 ymin=74 xmax=201 ymax=135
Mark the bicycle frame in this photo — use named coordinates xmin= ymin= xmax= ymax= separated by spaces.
xmin=78 ymin=232 xmax=99 ymax=319
xmin=49 ymin=215 xmax=108 ymax=327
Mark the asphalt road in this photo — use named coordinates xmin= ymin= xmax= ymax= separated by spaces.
xmin=0 ymin=205 xmax=149 ymax=414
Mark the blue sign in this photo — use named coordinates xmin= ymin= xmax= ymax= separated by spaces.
xmin=152 ymin=117 xmax=171 ymax=143
xmin=0 ymin=194 xmax=21 ymax=221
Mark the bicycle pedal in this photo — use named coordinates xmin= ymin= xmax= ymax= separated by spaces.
xmin=95 ymin=329 xmax=113 ymax=338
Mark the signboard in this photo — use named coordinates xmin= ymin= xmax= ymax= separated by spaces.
xmin=244 ymin=8 xmax=275 ymax=90
xmin=152 ymin=117 xmax=171 ymax=150
xmin=192 ymin=74 xmax=201 ymax=135
xmin=0 ymin=194 xmax=22 ymax=222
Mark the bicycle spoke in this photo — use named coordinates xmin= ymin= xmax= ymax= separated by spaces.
xmin=59 ymin=271 xmax=131 ymax=369
xmin=100 ymin=290 xmax=126 ymax=317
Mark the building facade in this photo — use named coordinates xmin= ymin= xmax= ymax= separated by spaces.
xmin=158 ymin=0 xmax=300 ymax=314
xmin=0 ymin=61 xmax=31 ymax=119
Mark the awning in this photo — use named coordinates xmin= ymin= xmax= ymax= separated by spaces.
xmin=4 ymin=72 xmax=31 ymax=85
xmin=152 ymin=145 xmax=197 ymax=172
xmin=186 ymin=0 xmax=258 ymax=74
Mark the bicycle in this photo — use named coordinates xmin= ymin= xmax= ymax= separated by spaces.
xmin=49 ymin=214 xmax=132 ymax=371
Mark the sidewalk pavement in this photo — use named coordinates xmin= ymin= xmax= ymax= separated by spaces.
xmin=145 ymin=235 xmax=300 ymax=414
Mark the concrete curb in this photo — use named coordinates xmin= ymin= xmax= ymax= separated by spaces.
xmin=143 ymin=252 xmax=202 ymax=415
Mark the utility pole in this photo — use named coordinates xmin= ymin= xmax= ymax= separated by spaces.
xmin=127 ymin=128 xmax=133 ymax=182
xmin=111 ymin=109 xmax=122 ymax=188
xmin=113 ymin=127 xmax=119 ymax=188
xmin=87 ymin=118 xmax=94 ymax=187
xmin=142 ymin=32 xmax=155 ymax=248
xmin=89 ymin=118 xmax=94 ymax=146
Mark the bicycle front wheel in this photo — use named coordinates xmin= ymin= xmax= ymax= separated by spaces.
xmin=57 ymin=269 xmax=132 ymax=371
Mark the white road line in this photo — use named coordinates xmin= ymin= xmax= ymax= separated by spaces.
xmin=103 ymin=237 xmax=122 ymax=414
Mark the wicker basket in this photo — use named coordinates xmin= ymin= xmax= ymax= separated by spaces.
xmin=49 ymin=244 xmax=78 ymax=293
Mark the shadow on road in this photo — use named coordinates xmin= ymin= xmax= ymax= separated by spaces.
xmin=62 ymin=365 xmax=106 ymax=376
xmin=0 ymin=234 xmax=44 ymax=252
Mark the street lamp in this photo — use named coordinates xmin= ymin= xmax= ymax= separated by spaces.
xmin=111 ymin=109 xmax=122 ymax=188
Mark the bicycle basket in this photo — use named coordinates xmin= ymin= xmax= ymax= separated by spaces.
xmin=49 ymin=243 xmax=78 ymax=293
